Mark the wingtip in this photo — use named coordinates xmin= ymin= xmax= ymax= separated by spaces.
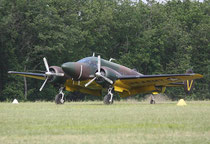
xmin=8 ymin=71 xmax=19 ymax=74
xmin=196 ymin=73 xmax=204 ymax=78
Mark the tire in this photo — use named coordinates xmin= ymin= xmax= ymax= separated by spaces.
xmin=55 ymin=94 xmax=65 ymax=104
xmin=150 ymin=99 xmax=155 ymax=104
xmin=103 ymin=94 xmax=114 ymax=105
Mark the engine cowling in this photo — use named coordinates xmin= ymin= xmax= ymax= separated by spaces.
xmin=95 ymin=66 xmax=120 ymax=85
xmin=48 ymin=66 xmax=65 ymax=84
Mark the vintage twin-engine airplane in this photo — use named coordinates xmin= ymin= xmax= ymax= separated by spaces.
xmin=8 ymin=55 xmax=203 ymax=104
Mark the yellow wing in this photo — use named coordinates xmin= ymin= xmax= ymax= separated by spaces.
xmin=8 ymin=71 xmax=45 ymax=80
xmin=64 ymin=79 xmax=103 ymax=96
xmin=114 ymin=73 xmax=203 ymax=97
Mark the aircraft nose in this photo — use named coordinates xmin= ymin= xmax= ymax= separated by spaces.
xmin=61 ymin=62 xmax=77 ymax=78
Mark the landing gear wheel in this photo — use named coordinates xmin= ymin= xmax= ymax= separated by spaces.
xmin=103 ymin=94 xmax=114 ymax=105
xmin=55 ymin=94 xmax=65 ymax=104
xmin=150 ymin=94 xmax=155 ymax=104
xmin=150 ymin=99 xmax=155 ymax=104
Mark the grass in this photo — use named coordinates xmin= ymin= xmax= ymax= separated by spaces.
xmin=0 ymin=101 xmax=210 ymax=144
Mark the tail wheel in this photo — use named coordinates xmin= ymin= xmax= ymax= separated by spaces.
xmin=55 ymin=93 xmax=65 ymax=104
xmin=150 ymin=99 xmax=155 ymax=104
xmin=103 ymin=94 xmax=114 ymax=105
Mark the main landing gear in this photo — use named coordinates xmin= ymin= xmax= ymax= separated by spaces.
xmin=55 ymin=87 xmax=65 ymax=104
xmin=103 ymin=87 xmax=114 ymax=105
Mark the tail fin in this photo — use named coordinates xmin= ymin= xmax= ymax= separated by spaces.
xmin=184 ymin=69 xmax=194 ymax=94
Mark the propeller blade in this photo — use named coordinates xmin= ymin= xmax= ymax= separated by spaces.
xmin=98 ymin=55 xmax=101 ymax=73
xmin=85 ymin=55 xmax=113 ymax=87
xmin=54 ymin=73 xmax=64 ymax=76
xmin=85 ymin=77 xmax=97 ymax=87
xmin=98 ymin=73 xmax=113 ymax=84
xmin=43 ymin=57 xmax=50 ymax=72
xmin=39 ymin=77 xmax=48 ymax=91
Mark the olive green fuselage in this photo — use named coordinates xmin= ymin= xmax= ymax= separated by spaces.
xmin=61 ymin=57 xmax=141 ymax=83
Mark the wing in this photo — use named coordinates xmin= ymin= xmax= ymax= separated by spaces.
xmin=166 ymin=82 xmax=184 ymax=87
xmin=8 ymin=71 xmax=45 ymax=80
xmin=113 ymin=73 xmax=203 ymax=96
xmin=65 ymin=78 xmax=103 ymax=96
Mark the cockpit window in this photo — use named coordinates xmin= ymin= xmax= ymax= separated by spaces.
xmin=77 ymin=57 xmax=89 ymax=63
xmin=78 ymin=57 xmax=97 ymax=68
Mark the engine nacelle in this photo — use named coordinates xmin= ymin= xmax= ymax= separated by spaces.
xmin=95 ymin=66 xmax=121 ymax=85
xmin=48 ymin=66 xmax=65 ymax=84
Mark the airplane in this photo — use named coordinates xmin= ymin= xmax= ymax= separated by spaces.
xmin=8 ymin=55 xmax=203 ymax=104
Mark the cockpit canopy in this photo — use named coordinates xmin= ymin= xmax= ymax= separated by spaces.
xmin=77 ymin=57 xmax=97 ymax=69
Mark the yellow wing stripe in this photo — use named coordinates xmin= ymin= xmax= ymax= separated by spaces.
xmin=16 ymin=74 xmax=45 ymax=80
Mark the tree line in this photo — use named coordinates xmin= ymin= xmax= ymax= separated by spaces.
xmin=0 ymin=0 xmax=209 ymax=101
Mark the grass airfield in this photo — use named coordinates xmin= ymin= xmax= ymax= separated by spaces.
xmin=0 ymin=101 xmax=210 ymax=144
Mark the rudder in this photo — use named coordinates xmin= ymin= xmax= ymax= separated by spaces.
xmin=184 ymin=69 xmax=194 ymax=94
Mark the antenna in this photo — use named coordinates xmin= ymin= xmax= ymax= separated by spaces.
xmin=109 ymin=58 xmax=116 ymax=62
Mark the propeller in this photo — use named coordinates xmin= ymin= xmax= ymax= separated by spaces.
xmin=39 ymin=57 xmax=64 ymax=91
xmin=85 ymin=56 xmax=113 ymax=87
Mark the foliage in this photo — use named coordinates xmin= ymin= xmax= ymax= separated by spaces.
xmin=0 ymin=0 xmax=209 ymax=101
